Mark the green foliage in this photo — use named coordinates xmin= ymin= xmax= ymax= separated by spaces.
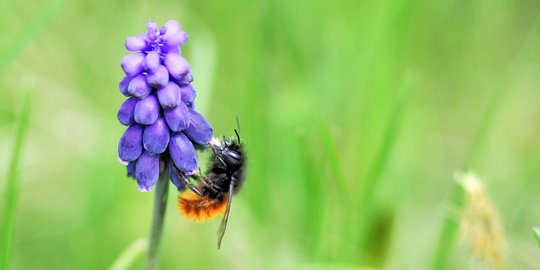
xmin=1 ymin=0 xmax=540 ymax=269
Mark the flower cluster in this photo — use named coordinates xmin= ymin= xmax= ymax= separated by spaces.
xmin=118 ymin=20 xmax=213 ymax=192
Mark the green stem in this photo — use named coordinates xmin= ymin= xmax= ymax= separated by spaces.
xmin=146 ymin=163 xmax=170 ymax=270
xmin=428 ymin=183 xmax=465 ymax=270
xmin=0 ymin=89 xmax=32 ymax=270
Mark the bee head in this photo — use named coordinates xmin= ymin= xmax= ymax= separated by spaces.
xmin=221 ymin=140 xmax=244 ymax=168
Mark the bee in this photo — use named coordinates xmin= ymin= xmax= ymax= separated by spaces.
xmin=172 ymin=129 xmax=246 ymax=249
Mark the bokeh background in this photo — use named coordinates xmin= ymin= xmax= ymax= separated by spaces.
xmin=1 ymin=0 xmax=540 ymax=269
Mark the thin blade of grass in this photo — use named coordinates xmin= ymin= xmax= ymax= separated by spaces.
xmin=534 ymin=227 xmax=540 ymax=248
xmin=354 ymin=72 xmax=415 ymax=260
xmin=0 ymin=88 xmax=33 ymax=270
xmin=429 ymin=14 xmax=540 ymax=270
xmin=0 ymin=0 xmax=65 ymax=75
xmin=108 ymin=238 xmax=148 ymax=270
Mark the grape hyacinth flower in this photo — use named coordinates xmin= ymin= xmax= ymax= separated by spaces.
xmin=118 ymin=20 xmax=213 ymax=192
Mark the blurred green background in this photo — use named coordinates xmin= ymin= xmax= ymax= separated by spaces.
xmin=1 ymin=0 xmax=540 ymax=269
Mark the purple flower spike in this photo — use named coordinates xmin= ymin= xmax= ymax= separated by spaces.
xmin=144 ymin=51 xmax=160 ymax=73
xmin=135 ymin=151 xmax=160 ymax=192
xmin=121 ymin=53 xmax=145 ymax=76
xmin=164 ymin=102 xmax=190 ymax=131
xmin=143 ymin=117 xmax=170 ymax=154
xmin=118 ymin=20 xmax=215 ymax=191
xmin=125 ymin=36 xmax=147 ymax=51
xmin=117 ymin=97 xmax=138 ymax=126
xmin=164 ymin=53 xmax=190 ymax=80
xmin=184 ymin=110 xmax=213 ymax=145
xmin=128 ymin=74 xmax=152 ymax=98
xmin=169 ymin=132 xmax=198 ymax=173
xmin=118 ymin=124 xmax=144 ymax=162
xmin=157 ymin=81 xmax=181 ymax=109
xmin=119 ymin=76 xmax=132 ymax=97
xmin=169 ymin=162 xmax=185 ymax=190
xmin=147 ymin=65 xmax=169 ymax=88
xmin=134 ymin=95 xmax=159 ymax=125
xmin=180 ymin=84 xmax=196 ymax=104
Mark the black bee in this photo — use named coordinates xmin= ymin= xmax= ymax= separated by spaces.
xmin=173 ymin=129 xmax=246 ymax=249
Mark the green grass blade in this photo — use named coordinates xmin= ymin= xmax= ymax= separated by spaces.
xmin=534 ymin=227 xmax=540 ymax=247
xmin=0 ymin=89 xmax=33 ymax=270
xmin=108 ymin=239 xmax=148 ymax=270
xmin=355 ymin=73 xmax=415 ymax=259
xmin=0 ymin=0 xmax=65 ymax=75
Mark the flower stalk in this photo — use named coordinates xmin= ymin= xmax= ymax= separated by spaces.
xmin=146 ymin=161 xmax=170 ymax=270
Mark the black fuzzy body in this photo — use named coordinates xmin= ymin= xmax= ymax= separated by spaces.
xmin=201 ymin=138 xmax=246 ymax=199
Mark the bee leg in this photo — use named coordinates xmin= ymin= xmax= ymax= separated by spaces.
xmin=198 ymin=170 xmax=224 ymax=193
xmin=173 ymin=164 xmax=205 ymax=197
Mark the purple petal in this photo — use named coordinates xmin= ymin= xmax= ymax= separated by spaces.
xmin=163 ymin=20 xmax=181 ymax=35
xmin=147 ymin=21 xmax=158 ymax=40
xmin=144 ymin=51 xmax=160 ymax=73
xmin=147 ymin=65 xmax=169 ymax=89
xmin=125 ymin=36 xmax=147 ymax=51
xmin=134 ymin=95 xmax=160 ymax=125
xmin=173 ymin=71 xmax=193 ymax=86
xmin=121 ymin=53 xmax=145 ymax=77
xmin=117 ymin=97 xmax=137 ymax=126
xmin=180 ymin=84 xmax=196 ymax=104
xmin=164 ymin=102 xmax=190 ymax=131
xmin=184 ymin=110 xmax=213 ymax=145
xmin=157 ymin=81 xmax=181 ymax=109
xmin=163 ymin=31 xmax=188 ymax=47
xmin=169 ymin=132 xmax=197 ymax=173
xmin=128 ymin=74 xmax=152 ymax=98
xmin=143 ymin=117 xmax=170 ymax=154
xmin=118 ymin=124 xmax=144 ymax=162
xmin=135 ymin=151 xmax=159 ymax=192
xmin=162 ymin=46 xmax=180 ymax=54
xmin=119 ymin=76 xmax=132 ymax=97
xmin=169 ymin=162 xmax=185 ymax=190
xmin=164 ymin=53 xmax=190 ymax=80
xmin=127 ymin=161 xmax=136 ymax=178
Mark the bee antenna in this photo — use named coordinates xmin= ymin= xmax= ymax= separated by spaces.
xmin=234 ymin=114 xmax=241 ymax=143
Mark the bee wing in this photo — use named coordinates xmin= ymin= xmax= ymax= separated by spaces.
xmin=217 ymin=180 xmax=235 ymax=249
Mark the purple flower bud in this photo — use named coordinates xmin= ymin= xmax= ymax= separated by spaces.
xmin=163 ymin=20 xmax=181 ymax=35
xmin=147 ymin=65 xmax=169 ymax=88
xmin=164 ymin=102 xmax=190 ymax=131
xmin=134 ymin=95 xmax=160 ymax=125
xmin=169 ymin=162 xmax=185 ymax=190
xmin=118 ymin=124 xmax=144 ymax=162
xmin=117 ymin=97 xmax=138 ymax=126
xmin=144 ymin=51 xmax=160 ymax=73
xmin=128 ymin=74 xmax=152 ymax=98
xmin=180 ymin=84 xmax=196 ymax=104
xmin=164 ymin=53 xmax=190 ymax=80
xmin=135 ymin=151 xmax=160 ymax=192
xmin=127 ymin=161 xmax=136 ymax=178
xmin=163 ymin=31 xmax=188 ymax=47
xmin=184 ymin=110 xmax=213 ymax=145
xmin=125 ymin=36 xmax=147 ymax=51
xmin=147 ymin=21 xmax=158 ymax=40
xmin=169 ymin=132 xmax=197 ymax=173
xmin=119 ymin=76 xmax=132 ymax=97
xmin=157 ymin=81 xmax=181 ymax=109
xmin=143 ymin=117 xmax=170 ymax=154
xmin=121 ymin=53 xmax=145 ymax=76
xmin=173 ymin=72 xmax=193 ymax=86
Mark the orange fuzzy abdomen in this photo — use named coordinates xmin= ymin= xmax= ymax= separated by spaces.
xmin=177 ymin=189 xmax=227 ymax=221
